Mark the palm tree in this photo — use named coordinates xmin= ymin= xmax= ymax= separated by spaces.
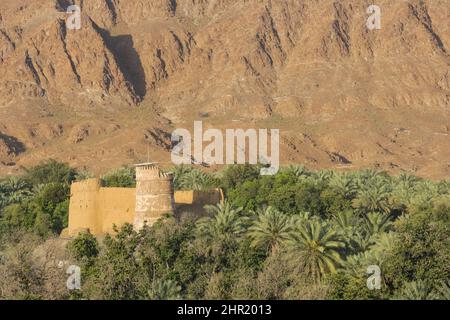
xmin=169 ymin=165 xmax=193 ymax=190
xmin=196 ymin=201 xmax=247 ymax=242
xmin=32 ymin=183 xmax=47 ymax=196
xmin=352 ymin=183 xmax=391 ymax=215
xmin=355 ymin=169 xmax=381 ymax=184
xmin=363 ymin=212 xmax=393 ymax=236
xmin=343 ymin=233 xmax=397 ymax=278
xmin=437 ymin=180 xmax=450 ymax=195
xmin=430 ymin=280 xmax=450 ymax=300
xmin=282 ymin=165 xmax=311 ymax=180
xmin=248 ymin=206 xmax=292 ymax=253
xmin=342 ymin=251 xmax=371 ymax=277
xmin=75 ymin=169 xmax=94 ymax=181
xmin=331 ymin=210 xmax=364 ymax=252
xmin=390 ymin=182 xmax=414 ymax=211
xmin=367 ymin=232 xmax=397 ymax=266
xmin=287 ymin=220 xmax=345 ymax=282
xmin=350 ymin=230 xmax=376 ymax=252
xmin=329 ymin=174 xmax=357 ymax=200
xmin=314 ymin=169 xmax=334 ymax=184
xmin=410 ymin=181 xmax=440 ymax=210
xmin=292 ymin=211 xmax=311 ymax=223
xmin=332 ymin=210 xmax=360 ymax=232
xmin=0 ymin=176 xmax=32 ymax=207
xmin=389 ymin=173 xmax=419 ymax=210
xmin=393 ymin=280 xmax=434 ymax=300
xmin=149 ymin=279 xmax=182 ymax=300
xmin=397 ymin=172 xmax=419 ymax=187
xmin=180 ymin=169 xmax=216 ymax=191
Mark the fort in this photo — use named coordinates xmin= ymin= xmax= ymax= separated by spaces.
xmin=61 ymin=163 xmax=223 ymax=237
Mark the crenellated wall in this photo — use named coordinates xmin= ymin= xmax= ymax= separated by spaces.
xmin=66 ymin=179 xmax=137 ymax=236
xmin=63 ymin=166 xmax=223 ymax=237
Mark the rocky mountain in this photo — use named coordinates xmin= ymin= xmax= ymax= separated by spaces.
xmin=0 ymin=0 xmax=449 ymax=178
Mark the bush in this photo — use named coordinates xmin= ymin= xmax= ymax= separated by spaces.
xmin=24 ymin=159 xmax=76 ymax=185
xmin=101 ymin=167 xmax=135 ymax=187
xmin=67 ymin=232 xmax=99 ymax=262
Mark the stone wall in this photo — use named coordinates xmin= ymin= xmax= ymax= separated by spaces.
xmin=63 ymin=174 xmax=223 ymax=237
xmin=67 ymin=178 xmax=102 ymax=236
xmin=174 ymin=189 xmax=223 ymax=205
xmin=65 ymin=179 xmax=137 ymax=236
xmin=98 ymin=188 xmax=136 ymax=234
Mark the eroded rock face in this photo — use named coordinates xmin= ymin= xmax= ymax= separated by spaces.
xmin=0 ymin=3 xmax=138 ymax=108
xmin=0 ymin=0 xmax=449 ymax=178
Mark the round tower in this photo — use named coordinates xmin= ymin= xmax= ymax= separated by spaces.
xmin=68 ymin=178 xmax=102 ymax=236
xmin=134 ymin=163 xmax=175 ymax=230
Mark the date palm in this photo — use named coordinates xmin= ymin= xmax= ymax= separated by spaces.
xmin=393 ymin=280 xmax=434 ymax=300
xmin=437 ymin=180 xmax=450 ymax=195
xmin=390 ymin=183 xmax=414 ymax=210
xmin=410 ymin=181 xmax=440 ymax=210
xmin=430 ymin=280 xmax=450 ymax=300
xmin=0 ymin=176 xmax=32 ymax=206
xmin=352 ymin=182 xmax=391 ymax=215
xmin=355 ymin=169 xmax=381 ymax=184
xmin=283 ymin=165 xmax=311 ymax=180
xmin=196 ymin=201 xmax=247 ymax=242
xmin=248 ymin=206 xmax=292 ymax=253
xmin=397 ymin=172 xmax=419 ymax=187
xmin=287 ymin=220 xmax=345 ymax=282
xmin=180 ymin=169 xmax=216 ymax=191
xmin=331 ymin=210 xmax=364 ymax=252
xmin=363 ymin=212 xmax=393 ymax=236
xmin=366 ymin=232 xmax=397 ymax=266
xmin=332 ymin=210 xmax=360 ymax=233
xmin=342 ymin=251 xmax=371 ymax=276
xmin=329 ymin=174 xmax=357 ymax=200
xmin=314 ymin=169 xmax=334 ymax=184
xmin=149 ymin=279 xmax=182 ymax=300
xmin=169 ymin=165 xmax=193 ymax=190
xmin=389 ymin=173 xmax=418 ymax=209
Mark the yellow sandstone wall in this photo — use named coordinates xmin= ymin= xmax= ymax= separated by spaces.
xmin=67 ymin=179 xmax=102 ymax=236
xmin=174 ymin=189 xmax=223 ymax=205
xmin=174 ymin=189 xmax=224 ymax=219
xmin=98 ymin=188 xmax=136 ymax=234
xmin=64 ymin=179 xmax=223 ymax=237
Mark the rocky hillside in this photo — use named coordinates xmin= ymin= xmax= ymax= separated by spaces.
xmin=0 ymin=0 xmax=449 ymax=178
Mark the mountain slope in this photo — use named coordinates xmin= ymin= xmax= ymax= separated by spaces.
xmin=0 ymin=0 xmax=449 ymax=178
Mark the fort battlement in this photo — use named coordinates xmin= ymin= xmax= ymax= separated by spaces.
xmin=62 ymin=164 xmax=223 ymax=237
xmin=135 ymin=163 xmax=173 ymax=180
xmin=70 ymin=178 xmax=101 ymax=192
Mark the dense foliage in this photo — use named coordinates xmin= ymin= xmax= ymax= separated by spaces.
xmin=0 ymin=162 xmax=449 ymax=300
xmin=0 ymin=160 xmax=75 ymax=238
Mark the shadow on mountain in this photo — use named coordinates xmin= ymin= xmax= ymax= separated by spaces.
xmin=108 ymin=34 xmax=147 ymax=100
xmin=0 ymin=133 xmax=26 ymax=156
xmin=91 ymin=22 xmax=147 ymax=101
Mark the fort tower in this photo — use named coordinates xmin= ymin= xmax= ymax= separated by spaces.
xmin=68 ymin=178 xmax=102 ymax=235
xmin=133 ymin=163 xmax=175 ymax=230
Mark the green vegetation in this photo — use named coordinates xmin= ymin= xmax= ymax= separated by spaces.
xmin=0 ymin=160 xmax=75 ymax=238
xmin=0 ymin=162 xmax=449 ymax=300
